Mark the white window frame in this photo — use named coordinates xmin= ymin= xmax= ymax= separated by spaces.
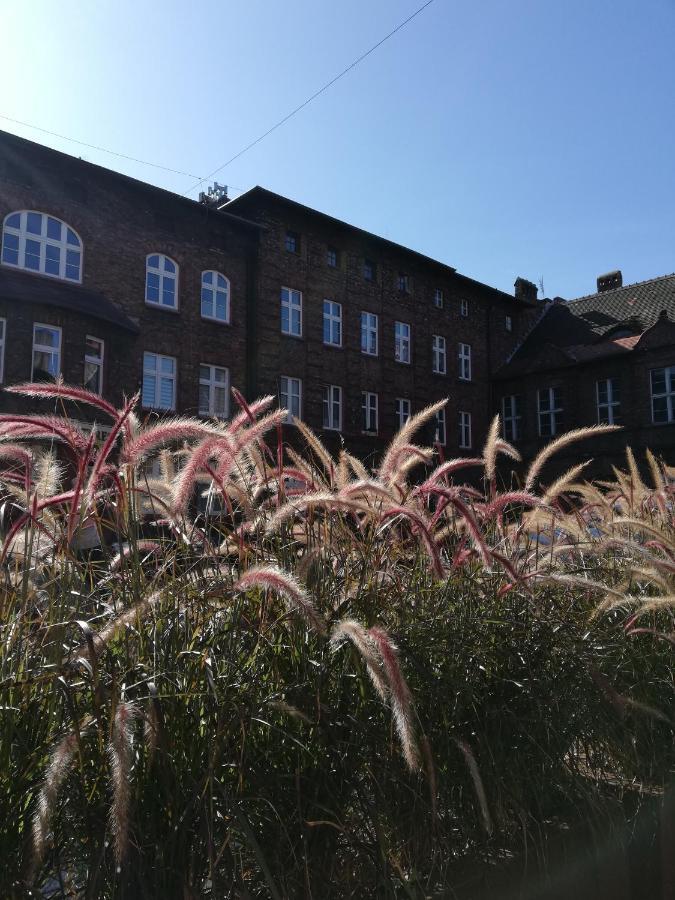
xmin=32 ymin=323 xmax=62 ymax=381
xmin=458 ymin=342 xmax=472 ymax=381
xmin=362 ymin=391 xmax=378 ymax=433
xmin=199 ymin=364 xmax=230 ymax=419
xmin=502 ymin=394 xmax=522 ymax=442
xmin=505 ymin=314 xmax=513 ymax=332
xmin=459 ymin=411 xmax=472 ymax=448
xmin=435 ymin=408 xmax=446 ymax=445
xmin=281 ymin=286 xmax=302 ymax=337
xmin=432 ymin=335 xmax=447 ymax=374
xmin=395 ymin=397 xmax=411 ymax=430
xmin=1 ymin=211 xmax=83 ymax=283
xmin=323 ymin=300 xmax=342 ymax=347
xmin=596 ymin=377 xmax=620 ymax=425
xmin=537 ymin=387 xmax=563 ymax=437
xmin=460 ymin=298 xmax=469 ymax=317
xmin=280 ymin=376 xmax=302 ymax=424
xmin=322 ymin=384 xmax=342 ymax=431
xmin=0 ymin=318 xmax=5 ymax=383
xmin=361 ymin=311 xmax=378 ymax=356
xmin=201 ymin=270 xmax=230 ymax=323
xmin=84 ymin=336 xmax=104 ymax=395
xmin=395 ymin=321 xmax=411 ymax=364
xmin=434 ymin=288 xmax=444 ymax=309
xmin=145 ymin=254 xmax=179 ymax=310
xmin=650 ymin=367 xmax=675 ymax=424
xmin=142 ymin=351 xmax=176 ymax=411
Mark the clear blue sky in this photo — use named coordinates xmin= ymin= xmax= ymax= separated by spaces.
xmin=3 ymin=0 xmax=674 ymax=298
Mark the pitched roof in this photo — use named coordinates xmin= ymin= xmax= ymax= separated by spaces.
xmin=496 ymin=273 xmax=675 ymax=377
xmin=565 ymin=272 xmax=675 ymax=337
xmin=0 ymin=267 xmax=140 ymax=333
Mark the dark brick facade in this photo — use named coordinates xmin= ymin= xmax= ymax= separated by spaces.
xmin=225 ymin=187 xmax=533 ymax=462
xmin=0 ymin=130 xmax=258 ymax=421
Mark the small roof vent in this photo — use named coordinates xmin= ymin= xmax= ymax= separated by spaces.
xmin=597 ymin=270 xmax=622 ymax=293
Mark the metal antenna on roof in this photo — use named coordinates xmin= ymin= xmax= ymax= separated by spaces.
xmin=538 ymin=277 xmax=545 ymax=298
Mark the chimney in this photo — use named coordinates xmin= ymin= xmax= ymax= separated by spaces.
xmin=597 ymin=270 xmax=622 ymax=293
xmin=514 ymin=277 xmax=538 ymax=303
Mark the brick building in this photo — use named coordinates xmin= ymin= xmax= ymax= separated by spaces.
xmin=493 ymin=271 xmax=675 ymax=475
xmin=224 ymin=186 xmax=535 ymax=462
xmin=0 ymin=129 xmax=537 ymax=462
xmin=0 ymin=129 xmax=259 ymax=424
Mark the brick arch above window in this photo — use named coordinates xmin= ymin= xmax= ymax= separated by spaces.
xmin=1 ymin=210 xmax=83 ymax=282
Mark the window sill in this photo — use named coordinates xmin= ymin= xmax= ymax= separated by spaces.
xmin=145 ymin=301 xmax=179 ymax=314
xmin=362 ymin=430 xmax=378 ymax=436
xmin=322 ymin=341 xmax=343 ymax=349
xmin=395 ymin=359 xmax=412 ymax=365
xmin=201 ymin=315 xmax=231 ymax=326
xmin=361 ymin=350 xmax=379 ymax=358
xmin=280 ymin=331 xmax=304 ymax=340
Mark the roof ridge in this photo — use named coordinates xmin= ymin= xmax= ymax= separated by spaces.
xmin=569 ymin=272 xmax=675 ymax=304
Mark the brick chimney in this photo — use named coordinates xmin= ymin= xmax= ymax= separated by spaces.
xmin=514 ymin=277 xmax=538 ymax=303
xmin=597 ymin=270 xmax=622 ymax=293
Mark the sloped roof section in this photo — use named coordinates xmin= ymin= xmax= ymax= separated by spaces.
xmin=0 ymin=267 xmax=140 ymax=333
xmin=495 ymin=273 xmax=675 ymax=378
xmin=566 ymin=273 xmax=675 ymax=337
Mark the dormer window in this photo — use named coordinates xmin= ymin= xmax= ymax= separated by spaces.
xmin=2 ymin=211 xmax=82 ymax=282
xmin=146 ymin=254 xmax=178 ymax=309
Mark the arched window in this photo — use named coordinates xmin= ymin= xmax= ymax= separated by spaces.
xmin=1 ymin=211 xmax=82 ymax=282
xmin=201 ymin=270 xmax=230 ymax=322
xmin=146 ymin=254 xmax=178 ymax=309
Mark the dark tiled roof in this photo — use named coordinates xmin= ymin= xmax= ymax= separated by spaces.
xmin=497 ymin=273 xmax=675 ymax=377
xmin=0 ymin=267 xmax=140 ymax=332
xmin=566 ymin=272 xmax=675 ymax=336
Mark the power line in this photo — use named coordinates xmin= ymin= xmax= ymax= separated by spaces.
xmin=183 ymin=0 xmax=437 ymax=197
xmin=0 ymin=113 xmax=206 ymax=180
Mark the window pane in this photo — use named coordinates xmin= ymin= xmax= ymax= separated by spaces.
xmin=652 ymin=369 xmax=666 ymax=395
xmin=25 ymin=239 xmax=41 ymax=269
xmin=653 ymin=396 xmax=668 ymax=423
xmin=26 ymin=212 xmax=42 ymax=234
xmin=160 ymin=356 xmax=174 ymax=375
xmin=163 ymin=258 xmax=176 ymax=274
xmin=6 ymin=213 xmax=20 ymax=229
xmin=201 ymin=288 xmax=213 ymax=316
xmin=199 ymin=384 xmax=210 ymax=413
xmin=35 ymin=326 xmax=59 ymax=347
xmin=67 ymin=228 xmax=79 ymax=246
xmin=2 ymin=233 xmax=19 ymax=265
xmin=47 ymin=217 xmax=62 ymax=240
xmin=84 ymin=361 xmax=100 ymax=393
xmin=159 ymin=377 xmax=174 ymax=409
xmin=215 ymin=292 xmax=227 ymax=320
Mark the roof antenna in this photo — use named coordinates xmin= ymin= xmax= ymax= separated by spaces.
xmin=538 ymin=276 xmax=545 ymax=298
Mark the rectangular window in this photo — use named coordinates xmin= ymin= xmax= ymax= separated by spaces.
xmin=651 ymin=366 xmax=675 ymax=423
xmin=434 ymin=288 xmax=444 ymax=309
xmin=396 ymin=397 xmax=411 ymax=430
xmin=538 ymin=387 xmax=563 ymax=436
xmin=32 ymin=323 xmax=61 ymax=381
xmin=596 ymin=377 xmax=621 ymax=424
xmin=323 ymin=300 xmax=342 ymax=346
xmin=458 ymin=342 xmax=472 ymax=380
xmin=364 ymin=258 xmax=375 ymax=281
xmin=459 ymin=411 xmax=472 ymax=448
xmin=0 ymin=318 xmax=5 ymax=383
xmin=322 ymin=384 xmax=342 ymax=431
xmin=362 ymin=391 xmax=378 ymax=432
xmin=199 ymin=364 xmax=229 ymax=418
xmin=84 ymin=336 xmax=104 ymax=395
xmin=397 ymin=272 xmax=410 ymax=293
xmin=285 ymin=231 xmax=299 ymax=253
xmin=395 ymin=321 xmax=411 ymax=364
xmin=505 ymin=314 xmax=513 ymax=332
xmin=327 ymin=246 xmax=338 ymax=267
xmin=502 ymin=394 xmax=522 ymax=442
xmin=460 ymin=298 xmax=469 ymax=317
xmin=435 ymin=408 xmax=446 ymax=445
xmin=142 ymin=352 xmax=176 ymax=411
xmin=281 ymin=287 xmax=302 ymax=337
xmin=280 ymin=376 xmax=302 ymax=424
xmin=361 ymin=311 xmax=378 ymax=355
xmin=432 ymin=335 xmax=446 ymax=374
